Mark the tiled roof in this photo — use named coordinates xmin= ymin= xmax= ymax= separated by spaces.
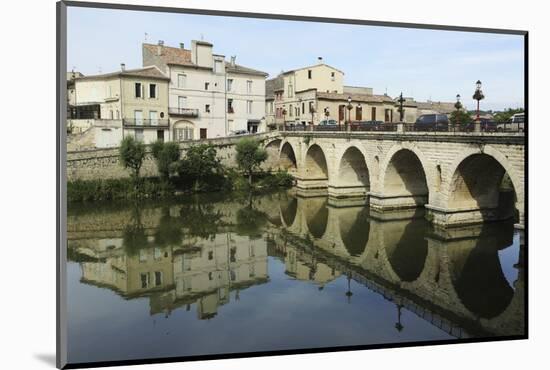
xmin=75 ymin=66 xmax=170 ymax=81
xmin=225 ymin=62 xmax=268 ymax=77
xmin=317 ymin=91 xmax=395 ymax=104
xmin=266 ymin=76 xmax=284 ymax=98
xmin=143 ymin=43 xmax=194 ymax=66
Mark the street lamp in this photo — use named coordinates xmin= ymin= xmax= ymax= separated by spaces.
xmin=324 ymin=106 xmax=329 ymax=123
xmin=454 ymin=94 xmax=462 ymax=128
xmin=472 ymin=80 xmax=485 ymax=122
xmin=346 ymin=96 xmax=353 ymax=127
xmin=282 ymin=108 xmax=287 ymax=131
xmin=357 ymin=103 xmax=362 ymax=122
xmin=397 ymin=92 xmax=405 ymax=122
xmin=309 ymin=104 xmax=316 ymax=126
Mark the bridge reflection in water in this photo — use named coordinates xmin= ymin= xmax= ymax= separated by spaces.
xmin=67 ymin=190 xmax=524 ymax=362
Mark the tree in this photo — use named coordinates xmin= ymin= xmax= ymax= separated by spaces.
xmin=449 ymin=110 xmax=473 ymax=126
xmin=151 ymin=140 xmax=180 ymax=180
xmin=236 ymin=138 xmax=268 ymax=185
xmin=119 ymin=136 xmax=146 ymax=179
xmin=177 ymin=144 xmax=223 ymax=190
xmin=494 ymin=108 xmax=524 ymax=123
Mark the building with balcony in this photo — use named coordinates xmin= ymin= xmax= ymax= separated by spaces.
xmin=143 ymin=40 xmax=268 ymax=140
xmin=266 ymin=58 xmax=397 ymax=127
xmin=68 ymin=65 xmax=170 ymax=147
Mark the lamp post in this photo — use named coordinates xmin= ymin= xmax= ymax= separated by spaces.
xmin=346 ymin=96 xmax=353 ymax=130
xmin=454 ymin=94 xmax=462 ymax=130
xmin=397 ymin=92 xmax=405 ymax=122
xmin=324 ymin=106 xmax=329 ymax=123
xmin=472 ymin=80 xmax=484 ymax=123
xmin=357 ymin=103 xmax=362 ymax=122
xmin=309 ymin=105 xmax=316 ymax=130
xmin=282 ymin=108 xmax=287 ymax=131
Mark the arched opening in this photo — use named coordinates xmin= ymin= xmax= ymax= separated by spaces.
xmin=449 ymin=224 xmax=516 ymax=319
xmin=305 ymin=197 xmax=329 ymax=239
xmin=172 ymin=120 xmax=195 ymax=141
xmin=383 ymin=149 xmax=428 ymax=202
xmin=338 ymin=207 xmax=370 ymax=256
xmin=383 ymin=218 xmax=429 ymax=282
xmin=448 ymin=154 xmax=518 ymax=222
xmin=280 ymin=142 xmax=297 ymax=171
xmin=280 ymin=196 xmax=298 ymax=227
xmin=338 ymin=147 xmax=370 ymax=190
xmin=304 ymin=144 xmax=328 ymax=179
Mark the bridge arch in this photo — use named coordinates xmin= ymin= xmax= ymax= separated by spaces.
xmin=279 ymin=141 xmax=298 ymax=172
xmin=303 ymin=144 xmax=330 ymax=180
xmin=336 ymin=145 xmax=371 ymax=190
xmin=304 ymin=197 xmax=329 ymax=239
xmin=445 ymin=146 xmax=522 ymax=223
xmin=379 ymin=145 xmax=432 ymax=204
xmin=280 ymin=195 xmax=298 ymax=228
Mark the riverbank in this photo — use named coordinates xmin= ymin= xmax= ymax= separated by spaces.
xmin=67 ymin=170 xmax=294 ymax=202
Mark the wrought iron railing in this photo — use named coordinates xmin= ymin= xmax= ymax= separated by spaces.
xmin=168 ymin=107 xmax=199 ymax=117
xmin=122 ymin=118 xmax=169 ymax=127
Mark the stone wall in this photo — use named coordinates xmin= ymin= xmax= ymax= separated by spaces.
xmin=67 ymin=132 xmax=279 ymax=181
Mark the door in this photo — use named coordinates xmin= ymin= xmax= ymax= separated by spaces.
xmin=157 ymin=130 xmax=164 ymax=142
xmin=200 ymin=128 xmax=207 ymax=139
xmin=134 ymin=110 xmax=143 ymax=126
xmin=339 ymin=105 xmax=345 ymax=123
xmin=149 ymin=111 xmax=158 ymax=126
xmin=178 ymin=96 xmax=186 ymax=113
xmin=385 ymin=109 xmax=390 ymax=123
xmin=371 ymin=107 xmax=377 ymax=121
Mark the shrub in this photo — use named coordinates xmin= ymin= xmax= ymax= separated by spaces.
xmin=236 ymin=138 xmax=268 ymax=185
xmin=119 ymin=136 xmax=146 ymax=179
xmin=151 ymin=140 xmax=180 ymax=180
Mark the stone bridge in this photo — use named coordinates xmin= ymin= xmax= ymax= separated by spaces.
xmin=264 ymin=193 xmax=524 ymax=338
xmin=263 ymin=131 xmax=525 ymax=230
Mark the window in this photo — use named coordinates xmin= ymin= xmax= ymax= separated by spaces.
xmin=228 ymin=99 xmax=234 ymax=113
xmin=247 ymin=100 xmax=253 ymax=114
xmin=371 ymin=107 xmax=377 ymax=121
xmin=205 ymin=104 xmax=210 ymax=113
xmin=208 ymin=272 xmax=213 ymax=281
xmin=288 ymin=84 xmax=293 ymax=97
xmin=154 ymin=247 xmax=162 ymax=260
xmin=157 ymin=130 xmax=164 ymax=142
xmin=135 ymin=129 xmax=144 ymax=142
xmin=330 ymin=72 xmax=335 ymax=81
xmin=356 ymin=106 xmax=362 ymax=121
xmin=302 ymin=102 xmax=305 ymax=114
xmin=295 ymin=106 xmax=299 ymax=117
xmin=247 ymin=80 xmax=252 ymax=94
xmin=116 ymin=110 xmax=120 ymax=119
xmin=175 ymin=127 xmax=193 ymax=141
xmin=208 ymin=251 xmax=214 ymax=260
xmin=139 ymin=249 xmax=147 ymax=263
xmin=149 ymin=84 xmax=157 ymax=98
xmin=178 ymin=96 xmax=186 ymax=109
xmin=249 ymin=245 xmax=255 ymax=257
xmin=214 ymin=60 xmax=223 ymax=73
xmin=140 ymin=273 xmax=149 ymax=288
xmin=154 ymin=271 xmax=162 ymax=286
xmin=205 ymin=82 xmax=209 ymax=90
xmin=269 ymin=102 xmax=273 ymax=114
xmin=134 ymin=110 xmax=143 ymax=125
xmin=177 ymin=74 xmax=186 ymax=88
xmin=309 ymin=101 xmax=314 ymax=113
xmin=149 ymin=111 xmax=158 ymax=126
xmin=200 ymin=128 xmax=207 ymax=139
xmin=227 ymin=79 xmax=233 ymax=91
xmin=308 ymin=70 xmax=312 ymax=79
xmin=230 ymin=247 xmax=237 ymax=263
xmin=289 ymin=104 xmax=293 ymax=117
xmin=135 ymin=82 xmax=142 ymax=98
xmin=109 ymin=110 xmax=114 ymax=119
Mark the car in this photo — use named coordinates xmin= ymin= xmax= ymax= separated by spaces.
xmin=414 ymin=114 xmax=449 ymax=131
xmin=229 ymin=129 xmax=249 ymax=136
xmin=497 ymin=113 xmax=525 ymax=132
xmin=352 ymin=120 xmax=385 ymax=131
xmin=318 ymin=119 xmax=338 ymax=126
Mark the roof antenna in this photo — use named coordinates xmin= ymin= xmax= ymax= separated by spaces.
xmin=144 ymin=32 xmax=148 ymax=41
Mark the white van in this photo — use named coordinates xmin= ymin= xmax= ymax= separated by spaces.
xmin=497 ymin=112 xmax=525 ymax=132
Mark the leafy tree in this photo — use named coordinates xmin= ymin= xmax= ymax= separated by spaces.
xmin=449 ymin=110 xmax=473 ymax=126
xmin=177 ymin=144 xmax=223 ymax=190
xmin=494 ymin=108 xmax=524 ymax=123
xmin=151 ymin=140 xmax=180 ymax=180
xmin=119 ymin=136 xmax=146 ymax=179
xmin=236 ymin=138 xmax=268 ymax=185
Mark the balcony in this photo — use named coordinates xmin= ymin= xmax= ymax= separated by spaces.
xmin=123 ymin=118 xmax=170 ymax=128
xmin=168 ymin=107 xmax=200 ymax=117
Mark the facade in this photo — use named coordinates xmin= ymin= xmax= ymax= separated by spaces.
xmin=68 ymin=65 xmax=170 ymax=146
xmin=267 ymin=59 xmax=398 ymax=126
xmin=143 ymin=40 xmax=268 ymax=140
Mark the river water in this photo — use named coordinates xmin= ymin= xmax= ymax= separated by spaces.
xmin=66 ymin=190 xmax=525 ymax=364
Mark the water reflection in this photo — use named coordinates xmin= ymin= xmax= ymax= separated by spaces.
xmin=67 ymin=191 xmax=525 ymax=362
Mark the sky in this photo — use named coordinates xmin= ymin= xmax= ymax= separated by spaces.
xmin=67 ymin=7 xmax=525 ymax=111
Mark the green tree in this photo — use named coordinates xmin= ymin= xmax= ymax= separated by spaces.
xmin=177 ymin=144 xmax=223 ymax=190
xmin=151 ymin=140 xmax=180 ymax=180
xmin=236 ymin=138 xmax=268 ymax=185
xmin=449 ymin=110 xmax=473 ymax=126
xmin=494 ymin=108 xmax=524 ymax=123
xmin=119 ymin=136 xmax=146 ymax=179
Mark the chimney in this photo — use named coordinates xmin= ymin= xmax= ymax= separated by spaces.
xmin=179 ymin=42 xmax=185 ymax=49
xmin=120 ymin=63 xmax=126 ymax=71
xmin=157 ymin=40 xmax=164 ymax=56
xmin=230 ymin=56 xmax=236 ymax=67
xmin=317 ymin=56 xmax=323 ymax=64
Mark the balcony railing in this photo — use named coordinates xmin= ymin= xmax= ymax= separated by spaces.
xmin=168 ymin=107 xmax=200 ymax=117
xmin=123 ymin=118 xmax=169 ymax=128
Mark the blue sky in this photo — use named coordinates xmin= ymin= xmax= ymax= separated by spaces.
xmin=67 ymin=7 xmax=525 ymax=111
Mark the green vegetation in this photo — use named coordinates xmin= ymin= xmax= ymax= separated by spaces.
xmin=236 ymin=138 xmax=268 ymax=185
xmin=449 ymin=110 xmax=473 ymax=125
xmin=494 ymin=108 xmax=524 ymax=123
xmin=69 ymin=138 xmax=294 ymax=203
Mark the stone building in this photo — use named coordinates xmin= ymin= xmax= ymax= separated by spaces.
xmin=143 ymin=40 xmax=268 ymax=140
xmin=67 ymin=65 xmax=170 ymax=147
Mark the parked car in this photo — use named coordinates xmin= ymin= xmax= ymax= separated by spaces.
xmin=352 ymin=120 xmax=385 ymax=131
xmin=497 ymin=113 xmax=525 ymax=132
xmin=318 ymin=119 xmax=338 ymax=126
xmin=229 ymin=129 xmax=249 ymax=136
xmin=415 ymin=114 xmax=449 ymax=131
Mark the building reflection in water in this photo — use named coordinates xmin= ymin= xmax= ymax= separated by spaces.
xmin=67 ymin=191 xmax=524 ymax=337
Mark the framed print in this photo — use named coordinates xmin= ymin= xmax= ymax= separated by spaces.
xmin=57 ymin=1 xmax=527 ymax=368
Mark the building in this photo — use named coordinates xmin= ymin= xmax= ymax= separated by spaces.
xmin=68 ymin=65 xmax=170 ymax=147
xmin=143 ymin=40 xmax=268 ymax=140
xmin=266 ymin=58 xmax=397 ymax=126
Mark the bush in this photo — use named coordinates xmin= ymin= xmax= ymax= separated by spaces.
xmin=236 ymin=138 xmax=268 ymax=185
xmin=67 ymin=178 xmax=175 ymax=202
xmin=151 ymin=140 xmax=180 ymax=180
xmin=119 ymin=136 xmax=146 ymax=179
xmin=176 ymin=144 xmax=225 ymax=191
